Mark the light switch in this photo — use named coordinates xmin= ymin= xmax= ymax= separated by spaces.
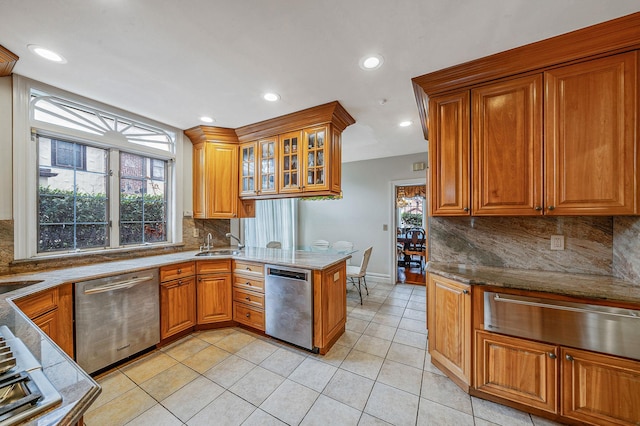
xmin=383 ymin=224 xmax=388 ymax=231
xmin=192 ymin=228 xmax=199 ymax=238
xmin=550 ymin=235 xmax=564 ymax=250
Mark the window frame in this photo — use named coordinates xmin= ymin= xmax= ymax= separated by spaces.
xmin=13 ymin=75 xmax=184 ymax=260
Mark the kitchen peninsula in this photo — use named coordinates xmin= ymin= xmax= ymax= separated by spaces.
xmin=0 ymin=248 xmax=350 ymax=425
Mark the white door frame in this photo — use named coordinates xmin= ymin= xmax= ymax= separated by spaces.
xmin=389 ymin=177 xmax=426 ymax=285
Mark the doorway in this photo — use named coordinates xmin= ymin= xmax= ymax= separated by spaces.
xmin=390 ymin=179 xmax=427 ymax=285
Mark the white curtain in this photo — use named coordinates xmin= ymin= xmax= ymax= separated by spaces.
xmin=243 ymin=199 xmax=297 ymax=249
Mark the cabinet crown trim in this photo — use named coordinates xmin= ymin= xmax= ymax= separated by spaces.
xmin=0 ymin=45 xmax=18 ymax=77
xmin=184 ymin=126 xmax=239 ymax=145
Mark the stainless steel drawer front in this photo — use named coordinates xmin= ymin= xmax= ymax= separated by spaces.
xmin=484 ymin=291 xmax=640 ymax=360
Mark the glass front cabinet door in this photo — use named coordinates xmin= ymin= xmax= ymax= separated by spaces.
xmin=239 ymin=142 xmax=257 ymax=196
xmin=304 ymin=126 xmax=330 ymax=192
xmin=258 ymin=137 xmax=278 ymax=196
xmin=279 ymin=131 xmax=302 ymax=193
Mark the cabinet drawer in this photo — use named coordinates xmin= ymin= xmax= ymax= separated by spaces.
xmin=197 ymin=259 xmax=231 ymax=274
xmin=160 ymin=262 xmax=196 ymax=282
xmin=233 ymin=276 xmax=265 ymax=292
xmin=234 ymin=302 xmax=265 ymax=331
xmin=15 ymin=288 xmax=59 ymax=319
xmin=233 ymin=260 xmax=264 ymax=277
xmin=233 ymin=288 xmax=265 ymax=309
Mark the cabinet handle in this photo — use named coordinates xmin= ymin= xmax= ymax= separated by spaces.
xmin=245 ymin=296 xmax=251 ymax=301
xmin=463 ymin=207 xmax=470 ymax=212
xmin=245 ymin=281 xmax=251 ymax=286
xmin=246 ymin=312 xmax=251 ymax=318
xmin=178 ymin=280 xmax=182 ymax=286
xmin=565 ymin=354 xmax=574 ymax=361
xmin=177 ymin=269 xmax=182 ymax=274
xmin=198 ymin=278 xmax=202 ymax=282
xmin=534 ymin=206 xmax=542 ymax=211
xmin=548 ymin=205 xmax=555 ymax=211
xmin=548 ymin=353 xmax=557 ymax=359
xmin=462 ymin=289 xmax=469 ymax=295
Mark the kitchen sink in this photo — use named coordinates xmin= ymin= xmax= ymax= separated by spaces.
xmin=195 ymin=249 xmax=241 ymax=257
xmin=0 ymin=281 xmax=43 ymax=295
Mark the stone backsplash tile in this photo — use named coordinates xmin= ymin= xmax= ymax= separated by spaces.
xmin=612 ymin=216 xmax=640 ymax=283
xmin=429 ymin=216 xmax=613 ymax=275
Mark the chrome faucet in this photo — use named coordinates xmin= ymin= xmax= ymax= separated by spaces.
xmin=206 ymin=233 xmax=213 ymax=251
xmin=225 ymin=232 xmax=245 ymax=249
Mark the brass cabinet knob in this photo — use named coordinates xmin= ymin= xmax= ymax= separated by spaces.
xmin=245 ymin=296 xmax=251 ymax=301
xmin=463 ymin=207 xmax=470 ymax=212
xmin=565 ymin=354 xmax=574 ymax=361
xmin=548 ymin=353 xmax=557 ymax=359
xmin=534 ymin=206 xmax=542 ymax=211
xmin=463 ymin=289 xmax=469 ymax=295
xmin=548 ymin=205 xmax=556 ymax=211
xmin=246 ymin=312 xmax=251 ymax=318
xmin=177 ymin=269 xmax=182 ymax=274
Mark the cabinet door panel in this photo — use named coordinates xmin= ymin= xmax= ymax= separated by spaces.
xmin=562 ymin=347 xmax=640 ymax=426
xmin=303 ymin=126 xmax=330 ymax=192
xmin=239 ymin=142 xmax=257 ymax=196
xmin=192 ymin=143 xmax=206 ymax=218
xmin=197 ymin=274 xmax=232 ymax=323
xmin=429 ymin=91 xmax=470 ymax=215
xmin=279 ymin=131 xmax=303 ymax=193
xmin=472 ymin=75 xmax=543 ymax=215
xmin=258 ymin=137 xmax=278 ymax=195
xmin=161 ymin=278 xmax=196 ymax=339
xmin=207 ymin=143 xmax=238 ymax=217
xmin=427 ymin=274 xmax=471 ymax=385
xmin=476 ymin=331 xmax=557 ymax=413
xmin=545 ymin=52 xmax=638 ymax=215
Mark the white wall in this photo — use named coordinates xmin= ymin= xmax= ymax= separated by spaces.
xmin=0 ymin=77 xmax=12 ymax=220
xmin=298 ymin=153 xmax=427 ymax=280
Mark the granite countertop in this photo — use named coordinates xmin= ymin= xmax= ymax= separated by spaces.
xmin=0 ymin=247 xmax=351 ymax=425
xmin=427 ymin=262 xmax=640 ymax=305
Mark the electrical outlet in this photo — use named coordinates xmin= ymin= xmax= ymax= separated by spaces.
xmin=383 ymin=224 xmax=388 ymax=231
xmin=550 ymin=235 xmax=565 ymax=250
xmin=192 ymin=228 xmax=199 ymax=238
xmin=183 ymin=210 xmax=193 ymax=217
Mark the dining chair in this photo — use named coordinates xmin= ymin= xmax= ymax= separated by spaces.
xmin=332 ymin=241 xmax=354 ymax=264
xmin=310 ymin=239 xmax=330 ymax=250
xmin=266 ymin=241 xmax=282 ymax=248
xmin=347 ymin=246 xmax=373 ymax=305
xmin=403 ymin=228 xmax=426 ymax=272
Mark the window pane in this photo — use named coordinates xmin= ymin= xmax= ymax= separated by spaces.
xmin=38 ymin=136 xmax=109 ymax=253
xmin=120 ymin=152 xmax=167 ymax=245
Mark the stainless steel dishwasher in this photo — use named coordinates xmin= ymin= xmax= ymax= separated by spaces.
xmin=264 ymin=264 xmax=314 ymax=351
xmin=75 ymin=269 xmax=160 ymax=374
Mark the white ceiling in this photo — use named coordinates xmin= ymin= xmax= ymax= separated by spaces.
xmin=2 ymin=1 xmax=639 ymax=162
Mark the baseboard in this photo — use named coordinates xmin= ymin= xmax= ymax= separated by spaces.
xmin=364 ymin=272 xmax=391 ymax=284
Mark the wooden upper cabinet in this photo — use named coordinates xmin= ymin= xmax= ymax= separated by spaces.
xmin=545 ymin=51 xmax=638 ymax=215
xmin=279 ymin=131 xmax=303 ymax=194
xmin=258 ymin=137 xmax=278 ymax=196
xmin=428 ymin=91 xmax=470 ymax=216
xmin=303 ymin=126 xmax=330 ymax=192
xmin=239 ymin=141 xmax=257 ymax=197
xmin=561 ymin=347 xmax=640 ymax=425
xmin=472 ymin=75 xmax=543 ymax=216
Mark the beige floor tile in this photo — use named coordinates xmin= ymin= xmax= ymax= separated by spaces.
xmin=288 ymin=358 xmax=337 ymax=392
xmin=340 ymin=349 xmax=384 ymax=380
xmin=409 ymin=294 xmax=427 ymax=303
xmin=121 ymin=352 xmax=178 ymax=384
xmin=388 ymin=291 xmax=411 ymax=301
xmin=398 ymin=317 xmax=427 ymax=334
xmin=402 ymin=308 xmax=426 ymax=321
xmin=186 ymin=391 xmax=255 ymax=426
xmin=126 ymin=403 xmax=183 ymax=426
xmin=531 ymin=414 xmax=566 ymax=425
xmin=358 ymin=413 xmax=393 ymax=425
xmin=376 ymin=305 xmax=405 ymax=316
xmin=346 ymin=317 xmax=370 ymax=333
xmin=364 ymin=382 xmax=419 ymax=426
xmin=363 ymin=322 xmax=397 ymax=341
xmin=368 ymin=289 xmax=392 ymax=298
xmin=195 ymin=327 xmax=236 ymax=344
xmin=393 ymin=328 xmax=427 ymax=349
xmin=364 ymin=295 xmax=388 ymax=304
xmin=353 ymin=334 xmax=392 ymax=358
xmin=417 ymin=398 xmax=475 ymax=426
xmin=260 ymin=379 xmax=319 ymax=426
xmin=139 ymin=363 xmax=199 ymax=401
xmin=423 ymin=351 xmax=446 ymax=376
xmin=386 ymin=342 xmax=425 ymax=369
xmin=311 ymin=343 xmax=350 ymax=367
xmin=472 ymin=396 xmax=534 ymax=426
xmin=242 ymin=409 xmax=287 ymax=426
xmin=335 ymin=330 xmax=362 ymax=348
xmin=301 ymin=394 xmax=361 ymax=426
xmin=182 ymin=344 xmax=231 ymax=373
xmin=384 ymin=297 xmax=409 ymax=308
xmin=204 ymin=354 xmax=255 ymax=388
xmin=349 ymin=307 xmax=377 ymax=321
xmin=370 ymin=312 xmax=401 ymax=327
xmin=229 ymin=366 xmax=285 ymax=405
xmin=161 ymin=335 xmax=211 ymax=362
xmin=377 ymin=360 xmax=423 ymax=395
xmin=260 ymin=347 xmax=306 ymax=376
xmin=90 ymin=370 xmax=137 ymax=412
xmin=474 ymin=419 xmax=502 ymax=426
xmin=85 ymin=386 xmax=156 ymax=426
xmin=213 ymin=330 xmax=256 ymax=353
xmin=322 ymin=369 xmax=375 ymax=411
xmin=161 ymin=376 xmax=224 ymax=423
xmin=235 ymin=339 xmax=279 ymax=364
xmin=406 ymin=300 xmax=427 ymax=311
xmin=421 ymin=371 xmax=472 ymax=414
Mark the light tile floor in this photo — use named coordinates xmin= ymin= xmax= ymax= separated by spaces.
xmin=85 ymin=281 xmax=564 ymax=426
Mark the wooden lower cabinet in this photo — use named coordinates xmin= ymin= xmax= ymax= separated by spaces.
xmin=427 ymin=274 xmax=471 ymax=388
xmin=196 ymin=259 xmax=232 ymax=324
xmin=232 ymin=260 xmax=265 ymax=331
xmin=160 ymin=276 xmax=196 ymax=340
xmin=14 ymin=283 xmax=74 ymax=357
xmin=561 ymin=347 xmax=640 ymax=426
xmin=475 ymin=331 xmax=558 ymax=413
xmin=313 ymin=261 xmax=346 ymax=353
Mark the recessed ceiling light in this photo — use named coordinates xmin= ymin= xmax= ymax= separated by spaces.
xmin=399 ymin=120 xmax=413 ymax=127
xmin=359 ymin=54 xmax=383 ymax=70
xmin=200 ymin=116 xmax=215 ymax=123
xmin=263 ymin=93 xmax=280 ymax=102
xmin=27 ymin=44 xmax=67 ymax=63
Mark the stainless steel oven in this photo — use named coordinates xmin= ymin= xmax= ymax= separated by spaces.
xmin=75 ymin=269 xmax=160 ymax=374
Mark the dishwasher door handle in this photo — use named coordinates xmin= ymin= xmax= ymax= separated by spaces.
xmin=83 ymin=275 xmax=155 ymax=295
xmin=494 ymin=294 xmax=640 ymax=319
